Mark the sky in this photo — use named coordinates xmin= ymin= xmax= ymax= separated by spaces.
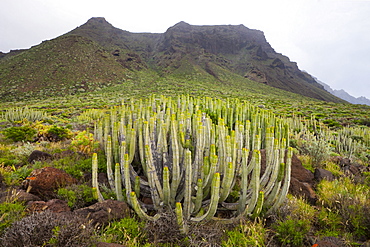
xmin=1 ymin=0 xmax=369 ymax=99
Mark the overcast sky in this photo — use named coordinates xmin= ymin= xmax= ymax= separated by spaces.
xmin=1 ymin=0 xmax=369 ymax=99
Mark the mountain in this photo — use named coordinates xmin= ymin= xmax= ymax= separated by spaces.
xmin=316 ymin=79 xmax=370 ymax=106
xmin=0 ymin=17 xmax=345 ymax=103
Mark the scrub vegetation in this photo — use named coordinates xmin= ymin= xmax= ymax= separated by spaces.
xmin=0 ymin=90 xmax=369 ymax=246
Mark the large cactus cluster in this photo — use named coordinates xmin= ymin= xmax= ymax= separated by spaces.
xmin=90 ymin=95 xmax=292 ymax=227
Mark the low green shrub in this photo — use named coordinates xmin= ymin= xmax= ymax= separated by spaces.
xmin=57 ymin=184 xmax=96 ymax=209
xmin=45 ymin=125 xmax=72 ymax=142
xmin=317 ymin=177 xmax=370 ymax=239
xmin=0 ymin=201 xmax=26 ymax=235
xmin=316 ymin=207 xmax=343 ymax=237
xmin=222 ymin=220 xmax=266 ymax=247
xmin=274 ymin=218 xmax=310 ymax=247
xmin=100 ymin=217 xmax=148 ymax=246
xmin=2 ymin=126 xmax=37 ymax=142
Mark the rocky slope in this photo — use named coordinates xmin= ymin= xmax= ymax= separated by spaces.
xmin=0 ymin=17 xmax=345 ymax=103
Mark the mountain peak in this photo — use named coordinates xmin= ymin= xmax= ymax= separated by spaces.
xmin=174 ymin=21 xmax=191 ymax=26
xmin=86 ymin=17 xmax=109 ymax=24
xmin=80 ymin=17 xmax=115 ymax=29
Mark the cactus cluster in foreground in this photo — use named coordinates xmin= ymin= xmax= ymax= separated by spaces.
xmin=90 ymin=95 xmax=293 ymax=229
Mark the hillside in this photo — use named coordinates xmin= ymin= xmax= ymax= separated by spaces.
xmin=0 ymin=17 xmax=345 ymax=103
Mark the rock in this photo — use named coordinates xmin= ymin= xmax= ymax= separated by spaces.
xmin=28 ymin=150 xmax=52 ymax=163
xmin=314 ymin=168 xmax=335 ymax=182
xmin=339 ymin=157 xmax=351 ymax=167
xmin=21 ymin=167 xmax=77 ymax=198
xmin=74 ymin=199 xmax=130 ymax=227
xmin=288 ymin=154 xmax=317 ymax=204
xmin=289 ymin=177 xmax=317 ymax=204
xmin=26 ymin=199 xmax=71 ymax=214
xmin=343 ymin=164 xmax=361 ymax=176
xmin=0 ymin=189 xmax=42 ymax=204
xmin=291 ymin=154 xmax=314 ymax=184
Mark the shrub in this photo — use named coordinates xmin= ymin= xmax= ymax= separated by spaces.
xmin=270 ymin=195 xmax=315 ymax=247
xmin=298 ymin=138 xmax=331 ymax=168
xmin=0 ymin=164 xmax=32 ymax=186
xmin=70 ymin=131 xmax=99 ymax=155
xmin=0 ymin=201 xmax=26 ymax=235
xmin=57 ymin=184 xmax=96 ymax=209
xmin=100 ymin=217 xmax=148 ymax=246
xmin=36 ymin=124 xmax=73 ymax=142
xmin=45 ymin=125 xmax=72 ymax=141
xmin=222 ymin=220 xmax=266 ymax=247
xmin=274 ymin=218 xmax=310 ymax=247
xmin=316 ymin=177 xmax=370 ymax=239
xmin=2 ymin=126 xmax=37 ymax=142
xmin=317 ymin=207 xmax=343 ymax=237
xmin=0 ymin=211 xmax=96 ymax=247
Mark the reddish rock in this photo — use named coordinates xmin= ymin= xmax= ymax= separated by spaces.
xmin=289 ymin=177 xmax=317 ymax=204
xmin=22 ymin=167 xmax=77 ymax=198
xmin=291 ymin=154 xmax=314 ymax=184
xmin=74 ymin=199 xmax=130 ymax=227
xmin=26 ymin=199 xmax=71 ymax=214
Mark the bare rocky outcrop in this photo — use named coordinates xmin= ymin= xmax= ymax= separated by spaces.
xmin=74 ymin=199 xmax=131 ymax=227
xmin=289 ymin=154 xmax=317 ymax=204
xmin=26 ymin=199 xmax=71 ymax=214
xmin=21 ymin=167 xmax=77 ymax=199
xmin=314 ymin=168 xmax=335 ymax=182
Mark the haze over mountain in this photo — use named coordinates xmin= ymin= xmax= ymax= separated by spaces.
xmin=0 ymin=17 xmax=345 ymax=103
xmin=316 ymin=78 xmax=370 ymax=106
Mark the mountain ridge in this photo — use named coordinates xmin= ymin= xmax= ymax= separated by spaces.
xmin=316 ymin=78 xmax=370 ymax=106
xmin=0 ymin=17 xmax=346 ymax=103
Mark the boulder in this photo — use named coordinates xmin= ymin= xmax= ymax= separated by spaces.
xmin=21 ymin=167 xmax=77 ymax=198
xmin=291 ymin=154 xmax=314 ymax=184
xmin=0 ymin=189 xmax=42 ymax=204
xmin=28 ymin=150 xmax=52 ymax=163
xmin=289 ymin=177 xmax=317 ymax=204
xmin=74 ymin=199 xmax=130 ymax=227
xmin=314 ymin=168 xmax=335 ymax=182
xmin=26 ymin=199 xmax=71 ymax=214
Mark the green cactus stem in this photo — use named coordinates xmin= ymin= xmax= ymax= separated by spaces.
xmin=130 ymin=191 xmax=161 ymax=221
xmin=92 ymin=153 xmax=104 ymax=202
xmin=191 ymin=172 xmax=221 ymax=222
xmin=115 ymin=163 xmax=123 ymax=201
xmin=175 ymin=202 xmax=188 ymax=234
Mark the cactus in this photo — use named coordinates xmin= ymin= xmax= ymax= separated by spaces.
xmin=90 ymin=95 xmax=293 ymax=227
